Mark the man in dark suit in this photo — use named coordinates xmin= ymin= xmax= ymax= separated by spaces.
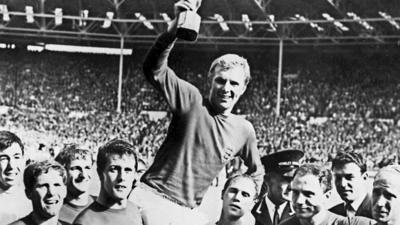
xmin=329 ymin=151 xmax=373 ymax=219
xmin=252 ymin=150 xmax=304 ymax=225
xmin=280 ymin=164 xmax=373 ymax=225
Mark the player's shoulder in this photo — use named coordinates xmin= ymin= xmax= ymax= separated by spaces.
xmin=8 ymin=214 xmax=32 ymax=225
xmin=348 ymin=216 xmax=375 ymax=225
xmin=72 ymin=202 xmax=98 ymax=225
xmin=235 ymin=115 xmax=256 ymax=135
xmin=8 ymin=220 xmax=27 ymax=225
xmin=229 ymin=114 xmax=253 ymax=126
xmin=279 ymin=215 xmax=299 ymax=225
xmin=329 ymin=202 xmax=345 ymax=214
xmin=126 ymin=201 xmax=141 ymax=212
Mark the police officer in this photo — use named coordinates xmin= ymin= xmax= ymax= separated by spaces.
xmin=252 ymin=150 xmax=304 ymax=225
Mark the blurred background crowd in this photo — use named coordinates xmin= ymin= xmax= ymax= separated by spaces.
xmin=1 ymin=48 xmax=400 ymax=171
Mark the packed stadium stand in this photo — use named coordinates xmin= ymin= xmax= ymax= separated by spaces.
xmin=1 ymin=0 xmax=400 ymax=170
xmin=1 ymin=47 xmax=400 ymax=170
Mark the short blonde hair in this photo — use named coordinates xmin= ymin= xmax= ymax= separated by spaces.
xmin=208 ymin=54 xmax=251 ymax=85
xmin=374 ymin=165 xmax=400 ymax=192
xmin=222 ymin=174 xmax=258 ymax=200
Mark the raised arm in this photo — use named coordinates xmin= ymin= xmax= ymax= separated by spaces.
xmin=142 ymin=18 xmax=177 ymax=87
xmin=142 ymin=0 xmax=200 ymax=86
xmin=141 ymin=1 xmax=203 ymax=113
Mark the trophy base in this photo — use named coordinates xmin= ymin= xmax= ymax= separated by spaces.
xmin=177 ymin=11 xmax=201 ymax=41
xmin=177 ymin=28 xmax=198 ymax=41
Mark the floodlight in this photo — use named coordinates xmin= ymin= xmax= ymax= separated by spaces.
xmin=27 ymin=45 xmax=44 ymax=52
xmin=213 ymin=14 xmax=229 ymax=32
xmin=160 ymin=13 xmax=172 ymax=26
xmin=347 ymin=12 xmax=373 ymax=31
xmin=0 ymin=43 xmax=15 ymax=49
xmin=267 ymin=14 xmax=275 ymax=22
xmin=54 ymin=8 xmax=62 ymax=26
xmin=322 ymin=13 xmax=349 ymax=32
xmin=295 ymin=14 xmax=324 ymax=32
xmin=102 ymin=11 xmax=114 ymax=28
xmin=135 ymin=12 xmax=154 ymax=30
xmin=242 ymin=14 xmax=253 ymax=31
xmin=25 ymin=6 xmax=34 ymax=23
xmin=79 ymin=10 xmax=89 ymax=27
xmin=266 ymin=14 xmax=277 ymax=32
xmin=0 ymin=4 xmax=10 ymax=22
xmin=45 ymin=44 xmax=132 ymax=55
xmin=379 ymin=11 xmax=400 ymax=30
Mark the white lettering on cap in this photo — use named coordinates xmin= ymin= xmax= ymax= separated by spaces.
xmin=278 ymin=161 xmax=299 ymax=167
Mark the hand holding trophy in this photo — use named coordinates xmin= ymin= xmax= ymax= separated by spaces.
xmin=174 ymin=0 xmax=202 ymax=41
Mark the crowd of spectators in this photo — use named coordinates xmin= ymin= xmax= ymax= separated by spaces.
xmin=0 ymin=48 xmax=400 ymax=170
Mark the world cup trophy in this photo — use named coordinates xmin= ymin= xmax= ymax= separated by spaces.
xmin=176 ymin=0 xmax=202 ymax=41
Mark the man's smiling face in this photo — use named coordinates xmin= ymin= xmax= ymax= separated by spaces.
xmin=208 ymin=65 xmax=247 ymax=114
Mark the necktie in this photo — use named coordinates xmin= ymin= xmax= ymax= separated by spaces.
xmin=345 ymin=204 xmax=356 ymax=217
xmin=273 ymin=204 xmax=280 ymax=225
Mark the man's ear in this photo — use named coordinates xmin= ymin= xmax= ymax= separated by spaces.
xmin=324 ymin=190 xmax=332 ymax=200
xmin=362 ymin=172 xmax=368 ymax=180
xmin=252 ymin=197 xmax=258 ymax=206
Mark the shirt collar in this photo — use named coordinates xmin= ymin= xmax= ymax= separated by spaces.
xmin=0 ymin=185 xmax=21 ymax=195
xmin=264 ymin=195 xmax=288 ymax=221
xmin=347 ymin=192 xmax=367 ymax=212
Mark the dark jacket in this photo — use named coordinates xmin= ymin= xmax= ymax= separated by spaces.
xmin=252 ymin=196 xmax=294 ymax=225
xmin=329 ymin=193 xmax=373 ymax=219
xmin=279 ymin=211 xmax=374 ymax=225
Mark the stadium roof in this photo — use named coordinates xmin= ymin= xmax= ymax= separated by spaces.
xmin=0 ymin=0 xmax=399 ymax=49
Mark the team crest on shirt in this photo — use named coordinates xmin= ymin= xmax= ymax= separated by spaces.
xmin=222 ymin=146 xmax=235 ymax=163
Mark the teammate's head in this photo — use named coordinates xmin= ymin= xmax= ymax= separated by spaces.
xmin=372 ymin=165 xmax=400 ymax=225
xmin=262 ymin=150 xmax=304 ymax=205
xmin=97 ymin=139 xmax=138 ymax=203
xmin=221 ymin=174 xmax=258 ymax=221
xmin=24 ymin=160 xmax=67 ymax=220
xmin=0 ymin=131 xmax=25 ymax=190
xmin=291 ymin=164 xmax=332 ymax=220
xmin=332 ymin=151 xmax=368 ymax=204
xmin=55 ymin=145 xmax=93 ymax=198
xmin=208 ymin=54 xmax=250 ymax=114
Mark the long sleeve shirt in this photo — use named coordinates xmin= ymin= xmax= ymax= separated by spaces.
xmin=141 ymin=32 xmax=264 ymax=208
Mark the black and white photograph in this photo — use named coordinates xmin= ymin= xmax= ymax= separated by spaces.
xmin=0 ymin=0 xmax=399 ymax=225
